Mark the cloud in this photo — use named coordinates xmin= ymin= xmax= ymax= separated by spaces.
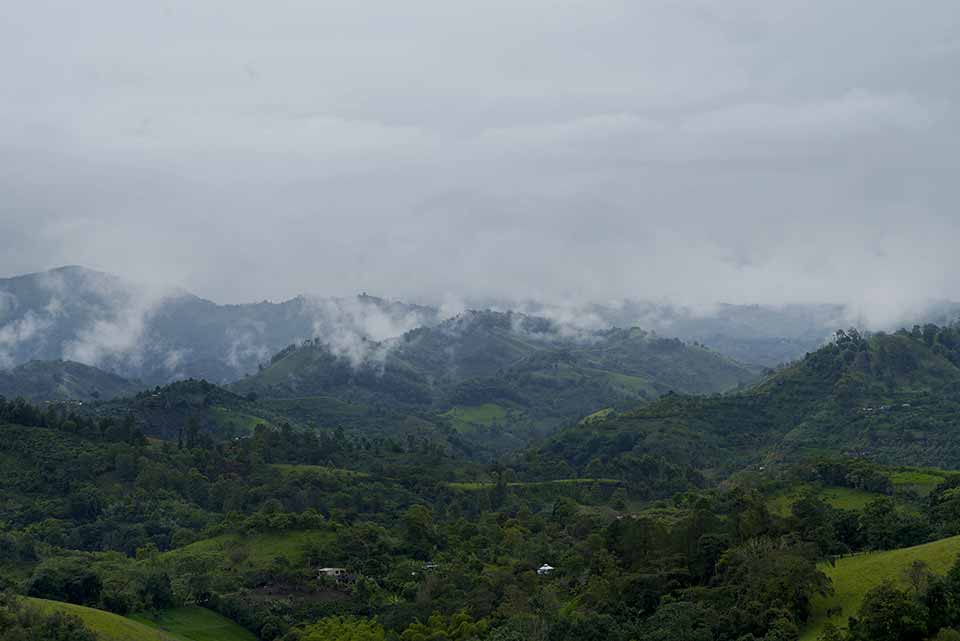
xmin=44 ymin=269 xmax=182 ymax=372
xmin=305 ymin=296 xmax=438 ymax=368
xmin=0 ymin=312 xmax=54 ymax=369
xmin=0 ymin=0 xmax=958 ymax=330
xmin=0 ymin=292 xmax=17 ymax=319
xmin=225 ymin=322 xmax=272 ymax=370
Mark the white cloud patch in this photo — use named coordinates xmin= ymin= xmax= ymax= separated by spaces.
xmin=306 ymin=297 xmax=436 ymax=368
xmin=225 ymin=321 xmax=272 ymax=370
xmin=0 ymin=311 xmax=54 ymax=369
xmin=0 ymin=292 xmax=18 ymax=320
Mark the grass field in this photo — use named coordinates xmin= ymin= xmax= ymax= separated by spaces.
xmin=890 ymin=469 xmax=948 ymax=496
xmin=209 ymin=406 xmax=273 ymax=434
xmin=579 ymin=408 xmax=614 ymax=425
xmin=444 ymin=404 xmax=509 ymax=432
xmin=132 ymin=606 xmax=257 ymax=641
xmin=28 ymin=598 xmax=186 ymax=641
xmin=163 ymin=530 xmax=333 ymax=571
xmin=800 ymin=534 xmax=960 ymax=641
xmin=767 ymin=486 xmax=887 ymax=517
xmin=599 ymin=370 xmax=657 ymax=395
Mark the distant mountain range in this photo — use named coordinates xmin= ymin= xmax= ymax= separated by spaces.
xmin=0 ymin=266 xmax=440 ymax=386
xmin=2 ymin=266 xmax=959 ymax=398
xmin=63 ymin=310 xmax=759 ymax=452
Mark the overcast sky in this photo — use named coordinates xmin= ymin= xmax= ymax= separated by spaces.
xmin=1 ymin=0 xmax=958 ymax=316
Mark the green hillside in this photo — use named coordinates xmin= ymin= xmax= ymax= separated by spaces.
xmin=0 ymin=360 xmax=144 ymax=402
xmin=87 ymin=378 xmax=289 ymax=441
xmin=131 ymin=606 xmax=257 ymax=641
xmin=12 ymin=326 xmax=960 ymax=641
xmin=534 ymin=326 xmax=960 ymax=481
xmin=28 ymin=599 xmax=255 ymax=641
xmin=28 ymin=597 xmax=187 ymax=641
xmin=801 ymin=535 xmax=960 ymax=641
xmin=230 ymin=311 xmax=759 ymax=449
xmin=234 ymin=311 xmax=757 ymax=403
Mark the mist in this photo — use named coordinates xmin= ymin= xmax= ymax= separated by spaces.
xmin=2 ymin=0 xmax=959 ymax=327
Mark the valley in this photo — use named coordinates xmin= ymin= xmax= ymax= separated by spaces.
xmin=4 ymin=269 xmax=960 ymax=641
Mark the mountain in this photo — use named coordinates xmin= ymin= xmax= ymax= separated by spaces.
xmin=490 ymin=299 xmax=960 ymax=367
xmin=5 ymin=266 xmax=958 ymax=387
xmin=79 ymin=378 xmax=283 ymax=442
xmin=493 ymin=299 xmax=851 ymax=367
xmin=0 ymin=266 xmax=442 ymax=385
xmin=531 ymin=324 xmax=960 ymax=484
xmin=0 ymin=360 xmax=145 ymax=402
xmin=231 ymin=310 xmax=760 ymax=447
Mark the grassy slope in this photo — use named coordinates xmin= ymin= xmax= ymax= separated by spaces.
xmin=0 ymin=360 xmax=145 ymax=402
xmin=890 ymin=469 xmax=948 ymax=496
xmin=543 ymin=331 xmax=960 ymax=479
xmin=163 ymin=530 xmax=334 ymax=570
xmin=801 ymin=534 xmax=960 ymax=641
xmin=131 ymin=606 xmax=257 ymax=641
xmin=27 ymin=598 xmax=187 ymax=641
xmin=444 ymin=403 xmax=510 ymax=433
xmin=209 ymin=405 xmax=275 ymax=434
xmin=767 ymin=486 xmax=888 ymax=517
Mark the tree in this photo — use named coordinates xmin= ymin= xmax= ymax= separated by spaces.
xmin=138 ymin=570 xmax=174 ymax=612
xmin=817 ymin=621 xmax=845 ymax=641
xmin=403 ymin=505 xmax=438 ymax=560
xmin=286 ymin=616 xmax=385 ymax=641
xmin=400 ymin=612 xmax=488 ymax=641
xmin=903 ymin=560 xmax=931 ymax=594
xmin=860 ymin=498 xmax=900 ymax=550
xmin=639 ymin=601 xmax=714 ymax=641
xmin=26 ymin=558 xmax=102 ymax=607
xmin=718 ymin=538 xmax=832 ymax=632
xmin=847 ymin=580 xmax=927 ymax=641
xmin=0 ymin=592 xmax=98 ymax=641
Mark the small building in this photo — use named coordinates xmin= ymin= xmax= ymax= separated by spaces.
xmin=537 ymin=564 xmax=555 ymax=576
xmin=318 ymin=567 xmax=350 ymax=583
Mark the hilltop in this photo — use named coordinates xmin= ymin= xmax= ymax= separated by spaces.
xmin=86 ymin=378 xmax=289 ymax=442
xmin=0 ymin=359 xmax=145 ymax=402
xmin=230 ymin=310 xmax=760 ymax=445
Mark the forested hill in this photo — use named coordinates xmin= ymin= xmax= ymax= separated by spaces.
xmin=230 ymin=311 xmax=760 ymax=437
xmin=532 ymin=324 xmax=960 ymax=482
xmin=0 ymin=360 xmax=145 ymax=402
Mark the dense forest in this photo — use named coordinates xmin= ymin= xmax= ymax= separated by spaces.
xmin=5 ymin=325 xmax=960 ymax=640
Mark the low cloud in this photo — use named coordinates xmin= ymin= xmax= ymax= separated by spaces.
xmin=1 ymin=1 xmax=958 ymax=329
xmin=0 ymin=311 xmax=54 ymax=369
xmin=225 ymin=321 xmax=272 ymax=371
xmin=306 ymin=296 xmax=438 ymax=368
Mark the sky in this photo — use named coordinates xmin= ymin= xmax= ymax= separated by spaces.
xmin=1 ymin=0 xmax=958 ymax=318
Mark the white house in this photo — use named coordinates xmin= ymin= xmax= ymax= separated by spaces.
xmin=537 ymin=564 xmax=555 ymax=576
xmin=318 ymin=567 xmax=349 ymax=583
